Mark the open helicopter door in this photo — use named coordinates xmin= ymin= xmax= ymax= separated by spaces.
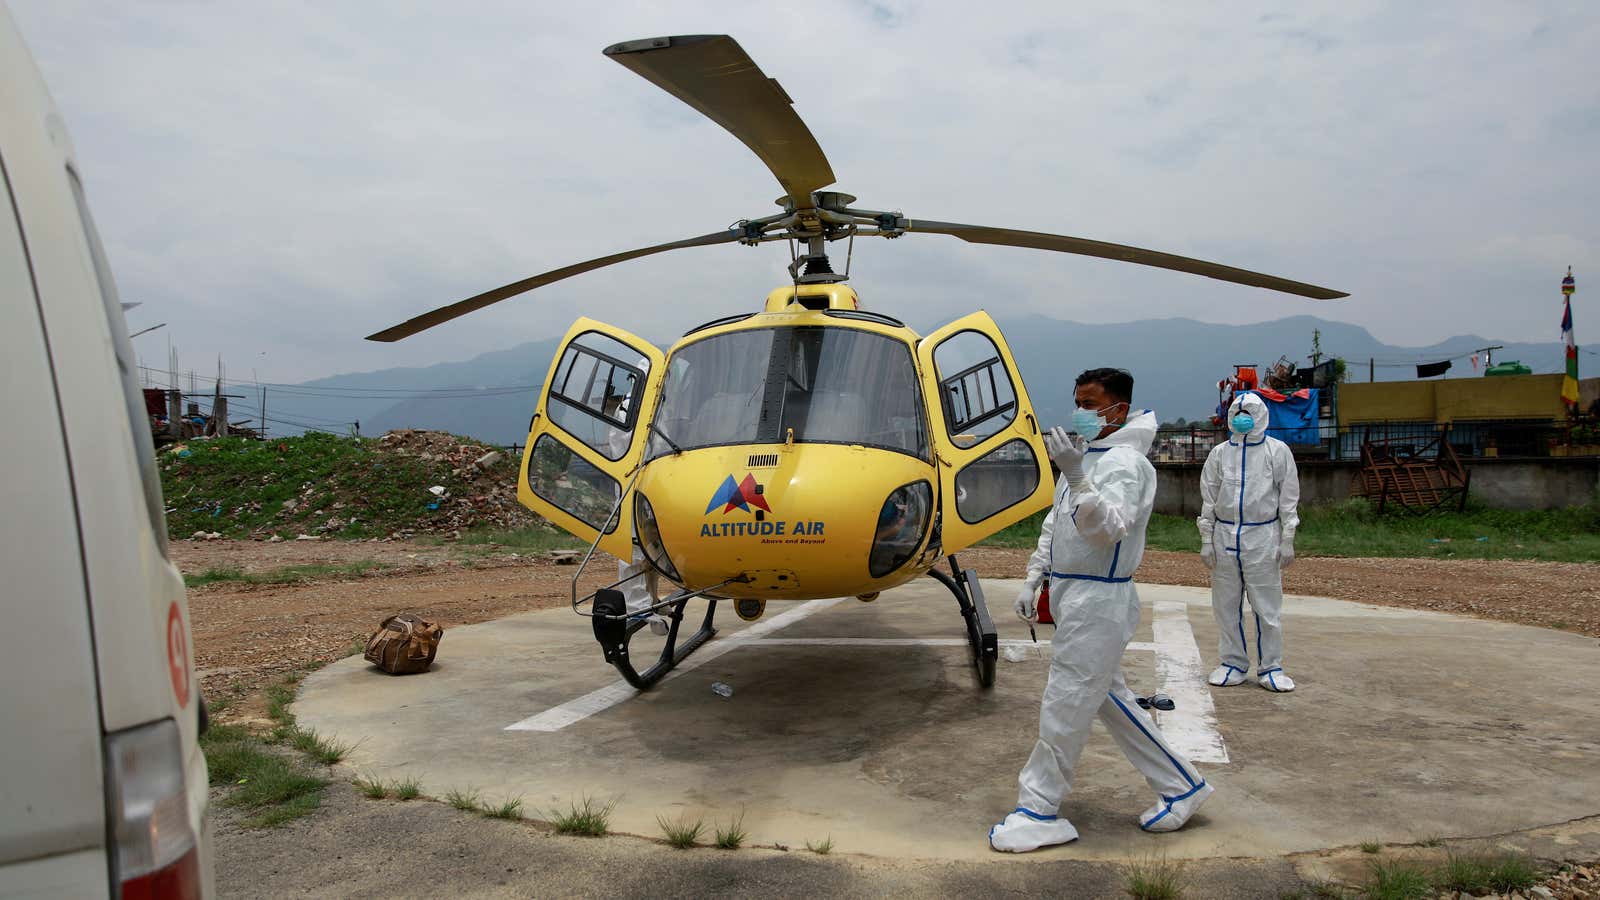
xmin=916 ymin=312 xmax=1053 ymax=554
xmin=518 ymin=318 xmax=665 ymax=560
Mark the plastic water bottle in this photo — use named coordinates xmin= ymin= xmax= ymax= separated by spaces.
xmin=710 ymin=682 xmax=734 ymax=699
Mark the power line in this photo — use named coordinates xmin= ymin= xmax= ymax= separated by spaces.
xmin=136 ymin=364 xmax=539 ymax=400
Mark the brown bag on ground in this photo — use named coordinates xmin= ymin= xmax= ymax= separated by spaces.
xmin=364 ymin=614 xmax=443 ymax=674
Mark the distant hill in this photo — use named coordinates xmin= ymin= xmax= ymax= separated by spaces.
xmin=261 ymin=317 xmax=1565 ymax=443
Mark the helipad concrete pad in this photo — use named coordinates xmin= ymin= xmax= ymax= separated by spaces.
xmin=296 ymin=580 xmax=1600 ymax=861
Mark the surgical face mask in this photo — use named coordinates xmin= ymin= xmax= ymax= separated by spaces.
xmin=1071 ymin=402 xmax=1124 ymax=439
xmin=1230 ymin=413 xmax=1255 ymax=434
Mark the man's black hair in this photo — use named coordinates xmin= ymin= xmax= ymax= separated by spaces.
xmin=1075 ymin=367 xmax=1133 ymax=404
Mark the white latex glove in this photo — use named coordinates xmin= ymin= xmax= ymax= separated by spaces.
xmin=1279 ymin=537 xmax=1296 ymax=569
xmin=1014 ymin=583 xmax=1039 ymax=623
xmin=1200 ymin=543 xmax=1216 ymax=568
xmin=1044 ymin=426 xmax=1088 ymax=489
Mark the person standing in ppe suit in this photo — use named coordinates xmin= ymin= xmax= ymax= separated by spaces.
xmin=990 ymin=368 xmax=1212 ymax=853
xmin=605 ymin=377 xmax=668 ymax=638
xmin=1197 ymin=392 xmax=1300 ymax=692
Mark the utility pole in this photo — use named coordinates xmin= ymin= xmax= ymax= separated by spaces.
xmin=1369 ymin=358 xmax=1375 ymax=382
xmin=1473 ymin=344 xmax=1504 ymax=370
xmin=166 ymin=389 xmax=182 ymax=439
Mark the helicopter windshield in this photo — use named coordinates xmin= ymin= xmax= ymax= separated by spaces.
xmin=647 ymin=326 xmax=928 ymax=461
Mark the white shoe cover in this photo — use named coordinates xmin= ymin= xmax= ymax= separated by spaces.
xmin=1139 ymin=781 xmax=1213 ymax=833
xmin=1257 ymin=668 xmax=1295 ymax=692
xmin=629 ymin=612 xmax=670 ymax=637
xmin=1207 ymin=665 xmax=1247 ymax=687
xmin=989 ymin=808 xmax=1079 ymax=852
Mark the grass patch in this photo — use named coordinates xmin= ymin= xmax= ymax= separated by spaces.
xmin=446 ymin=787 xmax=482 ymax=812
xmin=265 ymin=677 xmax=298 ymax=729
xmin=418 ymin=525 xmax=581 ymax=554
xmin=198 ymin=668 xmax=339 ymax=828
xmin=394 ymin=776 xmax=421 ymax=800
xmin=161 ymin=432 xmax=521 ymax=540
xmin=484 ymin=796 xmax=524 ymax=820
xmin=226 ymin=755 xmax=327 ymax=808
xmin=1436 ymin=849 xmax=1494 ymax=893
xmin=1358 ymin=840 xmax=1381 ymax=854
xmin=1483 ymin=851 xmax=1540 ymax=892
xmin=1363 ymin=859 xmax=1432 ymax=900
xmin=657 ymin=813 xmax=704 ymax=849
xmin=247 ymin=792 xmax=321 ymax=828
xmin=353 ymin=774 xmax=387 ymax=799
xmin=183 ymin=560 xmax=389 ymax=588
xmin=804 ymin=835 xmax=833 ymax=855
xmin=713 ymin=813 xmax=747 ymax=850
xmin=202 ymin=736 xmax=268 ymax=786
xmin=548 ymin=796 xmax=613 ymax=836
xmin=1122 ymin=855 xmax=1185 ymax=900
xmin=987 ymin=498 xmax=1600 ymax=562
xmin=288 ymin=727 xmax=350 ymax=765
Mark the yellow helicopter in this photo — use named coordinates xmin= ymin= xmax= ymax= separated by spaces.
xmin=369 ymin=34 xmax=1345 ymax=689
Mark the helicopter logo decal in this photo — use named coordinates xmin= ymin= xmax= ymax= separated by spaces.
xmin=701 ymin=472 xmax=825 ymax=539
xmin=705 ymin=473 xmax=772 ymax=515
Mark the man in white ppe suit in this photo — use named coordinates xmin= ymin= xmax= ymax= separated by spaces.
xmin=1197 ymin=392 xmax=1300 ymax=692
xmin=990 ymin=368 xmax=1212 ymax=853
xmin=605 ymin=381 xmax=668 ymax=638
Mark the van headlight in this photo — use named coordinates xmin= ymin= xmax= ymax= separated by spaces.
xmin=633 ymin=492 xmax=681 ymax=582
xmin=868 ymin=481 xmax=932 ymax=578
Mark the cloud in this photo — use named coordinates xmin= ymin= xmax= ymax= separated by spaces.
xmin=9 ymin=1 xmax=1597 ymax=380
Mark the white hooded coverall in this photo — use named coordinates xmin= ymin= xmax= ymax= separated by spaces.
xmin=606 ymin=366 xmax=655 ymax=620
xmin=1017 ymin=410 xmax=1207 ymax=823
xmin=1197 ymin=392 xmax=1301 ymax=683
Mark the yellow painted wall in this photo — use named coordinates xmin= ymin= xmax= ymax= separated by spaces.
xmin=1340 ymin=374 xmax=1568 ymax=424
xmin=1338 ymin=380 xmax=1434 ymax=424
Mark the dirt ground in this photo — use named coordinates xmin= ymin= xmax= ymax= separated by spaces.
xmin=174 ymin=539 xmax=1600 ymax=724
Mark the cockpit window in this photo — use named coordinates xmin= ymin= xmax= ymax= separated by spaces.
xmin=646 ymin=326 xmax=927 ymax=461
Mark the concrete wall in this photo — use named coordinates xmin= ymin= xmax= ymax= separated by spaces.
xmin=1338 ymin=374 xmax=1575 ymax=425
xmin=1153 ymin=456 xmax=1600 ymax=516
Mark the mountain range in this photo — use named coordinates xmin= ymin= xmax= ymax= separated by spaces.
xmin=256 ymin=315 xmax=1568 ymax=445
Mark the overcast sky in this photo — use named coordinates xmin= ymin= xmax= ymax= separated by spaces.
xmin=11 ymin=1 xmax=1597 ymax=382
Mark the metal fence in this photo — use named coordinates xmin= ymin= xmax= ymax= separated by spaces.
xmin=1151 ymin=419 xmax=1599 ymax=463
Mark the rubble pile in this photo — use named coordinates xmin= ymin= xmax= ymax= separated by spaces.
xmin=160 ymin=430 xmax=552 ymax=541
xmin=372 ymin=429 xmax=535 ymax=535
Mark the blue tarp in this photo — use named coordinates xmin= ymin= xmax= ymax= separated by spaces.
xmin=1244 ymin=388 xmax=1320 ymax=445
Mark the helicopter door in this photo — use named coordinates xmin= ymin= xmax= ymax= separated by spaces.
xmin=916 ymin=312 xmax=1053 ymax=554
xmin=519 ymin=318 xmax=665 ymax=559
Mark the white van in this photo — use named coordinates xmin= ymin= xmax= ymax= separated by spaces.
xmin=1 ymin=9 xmax=213 ymax=898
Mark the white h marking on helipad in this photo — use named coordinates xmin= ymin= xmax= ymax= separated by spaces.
xmin=1149 ymin=600 xmax=1230 ymax=764
xmin=508 ymin=592 xmax=1229 ymax=763
xmin=505 ymin=597 xmax=844 ymax=732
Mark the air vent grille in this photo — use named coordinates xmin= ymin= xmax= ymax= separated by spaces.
xmin=747 ymin=453 xmax=780 ymax=468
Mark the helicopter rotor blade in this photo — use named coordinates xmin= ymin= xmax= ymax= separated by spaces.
xmin=604 ymin=35 xmax=835 ymax=210
xmin=901 ymin=219 xmax=1348 ymax=300
xmin=365 ymin=228 xmax=741 ymax=342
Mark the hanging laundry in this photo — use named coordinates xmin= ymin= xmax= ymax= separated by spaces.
xmin=1416 ymin=360 xmax=1452 ymax=378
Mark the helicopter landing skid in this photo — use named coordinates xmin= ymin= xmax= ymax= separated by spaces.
xmin=927 ymin=556 xmax=997 ymax=688
xmin=591 ymin=588 xmax=719 ymax=691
